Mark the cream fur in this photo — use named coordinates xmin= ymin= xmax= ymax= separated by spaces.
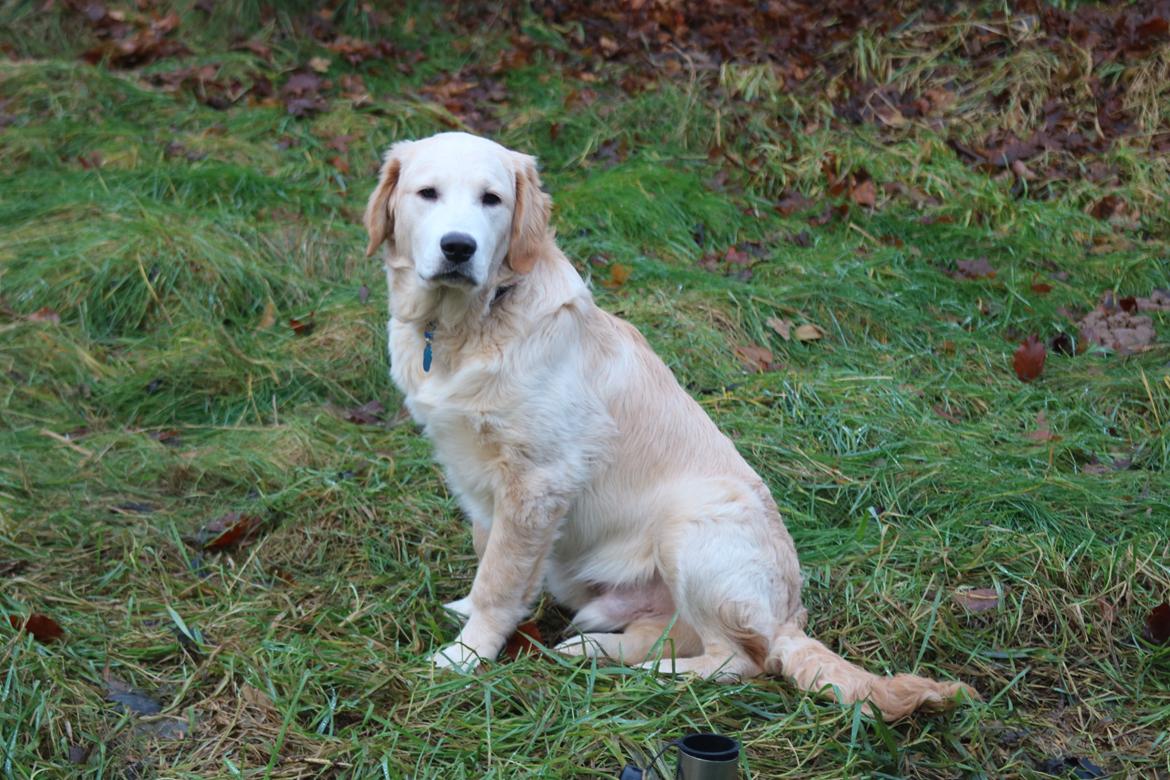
xmin=365 ymin=132 xmax=976 ymax=721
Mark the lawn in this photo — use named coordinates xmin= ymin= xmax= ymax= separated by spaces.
xmin=1 ymin=1 xmax=1169 ymax=777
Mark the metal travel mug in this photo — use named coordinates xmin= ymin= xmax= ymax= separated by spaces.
xmin=675 ymin=733 xmax=740 ymax=779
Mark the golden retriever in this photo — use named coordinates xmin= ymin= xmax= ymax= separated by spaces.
xmin=364 ymin=132 xmax=974 ymax=720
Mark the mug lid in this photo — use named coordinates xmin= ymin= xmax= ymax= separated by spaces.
xmin=677 ymin=733 xmax=740 ymax=762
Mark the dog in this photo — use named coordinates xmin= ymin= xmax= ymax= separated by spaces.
xmin=364 ymin=132 xmax=975 ymax=720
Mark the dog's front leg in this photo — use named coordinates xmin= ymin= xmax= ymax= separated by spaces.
xmin=431 ymin=490 xmax=564 ymax=672
xmin=441 ymin=522 xmax=491 ymax=621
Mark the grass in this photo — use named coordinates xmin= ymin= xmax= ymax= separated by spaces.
xmin=2 ymin=1 xmax=1169 ymax=777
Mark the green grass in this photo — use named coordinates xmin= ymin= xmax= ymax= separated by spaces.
xmin=2 ymin=1 xmax=1170 ymax=777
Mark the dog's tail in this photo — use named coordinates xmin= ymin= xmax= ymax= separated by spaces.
xmin=763 ymin=623 xmax=977 ymax=721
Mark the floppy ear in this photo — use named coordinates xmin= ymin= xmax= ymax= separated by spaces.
xmin=364 ymin=143 xmax=409 ymax=257
xmin=506 ymin=152 xmax=552 ymax=274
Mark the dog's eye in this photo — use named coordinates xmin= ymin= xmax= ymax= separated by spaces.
xmin=481 ymin=192 xmax=502 ymax=207
xmin=418 ymin=188 xmax=438 ymax=201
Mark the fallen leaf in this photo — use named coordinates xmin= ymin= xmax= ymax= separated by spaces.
xmin=1145 ymin=602 xmax=1170 ymax=644
xmin=601 ymin=263 xmax=632 ymax=289
xmin=257 ymin=299 xmax=276 ymax=330
xmin=1077 ymin=298 xmax=1156 ymax=354
xmin=501 ymin=620 xmax=543 ymax=660
xmin=359 ymin=285 xmax=370 ymax=304
xmin=308 ymin=55 xmax=330 ymax=73
xmin=775 ymin=190 xmax=813 ymax=216
xmin=26 ymin=307 xmax=61 ymax=323
xmin=1024 ymin=411 xmax=1058 ymax=442
xmin=849 ymin=175 xmax=877 ymax=208
xmin=1030 ymin=280 xmax=1053 ymax=295
xmin=289 ymin=312 xmax=316 ymax=336
xmin=794 ymin=323 xmax=825 ymax=341
xmin=232 ymin=38 xmax=271 ymax=60
xmin=345 ymin=400 xmax=385 ymax=425
xmin=953 ymin=587 xmax=1000 ymax=613
xmin=148 ymin=429 xmax=183 ymax=447
xmin=1012 ymin=335 xmax=1046 ymax=382
xmin=1088 ymin=195 xmax=1139 ymax=228
xmin=339 ymin=73 xmax=372 ymax=106
xmin=808 ymin=202 xmax=848 ymax=227
xmin=280 ymin=71 xmax=328 ymax=118
xmin=723 ymin=247 xmax=752 ymax=266
xmin=932 ymin=403 xmax=963 ymax=424
xmin=788 ymin=230 xmax=813 ymax=248
xmin=106 ymin=676 xmax=162 ymax=715
xmin=1035 ymin=756 xmax=1105 ymax=779
xmin=9 ymin=614 xmax=64 ymax=643
xmin=196 ymin=512 xmax=265 ymax=551
xmin=734 ymin=344 xmax=776 ymax=372
xmin=949 ymin=258 xmax=996 ymax=280
xmin=766 ymin=317 xmax=792 ymax=341
xmin=110 ymin=502 xmax=156 ymax=515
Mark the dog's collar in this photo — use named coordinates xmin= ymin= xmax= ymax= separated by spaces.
xmin=422 ymin=283 xmax=516 ymax=373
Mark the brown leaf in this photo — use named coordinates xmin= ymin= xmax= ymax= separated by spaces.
xmin=949 ymin=258 xmax=996 ymax=280
xmin=339 ymin=73 xmax=371 ymax=106
xmin=788 ymin=230 xmax=813 ymax=248
xmin=345 ymin=400 xmax=385 ymax=425
xmin=281 ymin=71 xmax=328 ymax=117
xmin=723 ymin=247 xmax=752 ymax=266
xmin=1024 ymin=411 xmax=1058 ymax=442
xmin=601 ymin=263 xmax=632 ymax=289
xmin=1030 ymin=280 xmax=1053 ymax=295
xmin=1077 ymin=303 xmax=1156 ymax=355
xmin=734 ymin=344 xmax=775 ymax=373
xmin=26 ymin=307 xmax=61 ymax=324
xmin=1144 ymin=602 xmax=1170 ymax=645
xmin=1012 ymin=335 xmax=1046 ymax=382
xmin=932 ymin=403 xmax=963 ymax=424
xmin=289 ymin=312 xmax=316 ymax=336
xmin=953 ymin=587 xmax=1000 ymax=614
xmin=501 ymin=620 xmax=544 ymax=660
xmin=9 ymin=613 xmax=65 ymax=643
xmin=807 ymin=202 xmax=838 ymax=227
xmin=233 ymin=39 xmax=272 ymax=61
xmin=257 ymin=299 xmax=276 ymax=330
xmin=849 ymin=175 xmax=877 ymax=209
xmin=766 ymin=317 xmax=792 ymax=341
xmin=1088 ymin=195 xmax=1139 ymax=228
xmin=775 ymin=190 xmax=813 ymax=216
xmin=794 ymin=323 xmax=825 ymax=341
xmin=199 ymin=512 xmax=264 ymax=551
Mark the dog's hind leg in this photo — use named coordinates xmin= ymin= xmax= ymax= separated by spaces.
xmin=638 ymin=640 xmax=762 ymax=681
xmin=643 ymin=480 xmax=803 ymax=682
xmin=555 ymin=617 xmax=702 ymax=663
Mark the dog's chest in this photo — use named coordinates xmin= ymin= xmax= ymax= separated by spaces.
xmin=388 ymin=323 xmax=509 ymax=503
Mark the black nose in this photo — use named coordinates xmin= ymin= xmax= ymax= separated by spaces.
xmin=440 ymin=232 xmax=476 ymax=264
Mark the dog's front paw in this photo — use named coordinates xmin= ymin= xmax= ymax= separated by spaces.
xmin=430 ymin=641 xmax=484 ymax=673
xmin=442 ymin=596 xmax=473 ymax=621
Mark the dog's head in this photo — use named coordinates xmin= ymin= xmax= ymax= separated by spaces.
xmin=364 ymin=132 xmax=551 ymax=290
